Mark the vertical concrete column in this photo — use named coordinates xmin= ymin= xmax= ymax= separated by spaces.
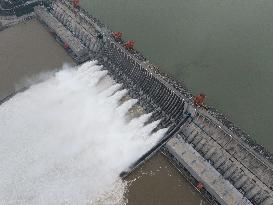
xmin=234 ymin=175 xmax=248 ymax=188
xmin=214 ymin=156 xmax=227 ymax=169
xmin=186 ymin=130 xmax=198 ymax=143
xmin=204 ymin=147 xmax=216 ymax=160
xmin=200 ymin=141 xmax=211 ymax=155
xmin=210 ymin=150 xmax=222 ymax=164
xmin=192 ymin=134 xmax=202 ymax=147
xmin=195 ymin=139 xmax=207 ymax=151
xmin=219 ymin=160 xmax=232 ymax=173
xmin=230 ymin=170 xmax=244 ymax=183
xmin=242 ymin=181 xmax=255 ymax=195
xmin=223 ymin=165 xmax=237 ymax=179
xmin=245 ymin=186 xmax=261 ymax=199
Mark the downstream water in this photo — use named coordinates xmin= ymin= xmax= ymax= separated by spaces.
xmin=80 ymin=0 xmax=273 ymax=152
xmin=0 ymin=20 xmax=73 ymax=100
xmin=3 ymin=0 xmax=273 ymax=203
xmin=0 ymin=20 xmax=208 ymax=204
xmin=0 ymin=61 xmax=168 ymax=204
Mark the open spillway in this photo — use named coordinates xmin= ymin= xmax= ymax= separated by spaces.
xmin=1 ymin=1 xmax=273 ymax=204
xmin=0 ymin=61 xmax=167 ymax=205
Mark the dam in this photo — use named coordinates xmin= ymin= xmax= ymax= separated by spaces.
xmin=1 ymin=1 xmax=273 ymax=204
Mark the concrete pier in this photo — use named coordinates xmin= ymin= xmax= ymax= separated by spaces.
xmin=166 ymin=137 xmax=252 ymax=205
xmin=177 ymin=117 xmax=273 ymax=205
xmin=34 ymin=6 xmax=87 ymax=58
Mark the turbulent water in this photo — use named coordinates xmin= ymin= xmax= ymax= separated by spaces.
xmin=0 ymin=61 xmax=167 ymax=205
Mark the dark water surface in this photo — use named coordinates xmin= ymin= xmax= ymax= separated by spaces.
xmin=80 ymin=0 xmax=273 ymax=152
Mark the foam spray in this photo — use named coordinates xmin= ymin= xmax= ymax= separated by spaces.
xmin=0 ymin=61 xmax=167 ymax=205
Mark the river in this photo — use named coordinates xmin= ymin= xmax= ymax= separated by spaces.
xmin=0 ymin=18 xmax=208 ymax=204
xmin=80 ymin=0 xmax=273 ymax=152
xmin=1 ymin=0 xmax=272 ymax=203
xmin=0 ymin=19 xmax=74 ymax=100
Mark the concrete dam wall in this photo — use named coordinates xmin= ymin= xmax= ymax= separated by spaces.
xmin=100 ymin=38 xmax=187 ymax=127
xmin=100 ymin=30 xmax=273 ymax=205
xmin=3 ymin=1 xmax=272 ymax=204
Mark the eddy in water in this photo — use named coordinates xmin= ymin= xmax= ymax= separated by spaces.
xmin=0 ymin=61 xmax=167 ymax=205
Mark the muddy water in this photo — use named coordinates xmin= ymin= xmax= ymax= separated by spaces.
xmin=126 ymin=153 xmax=208 ymax=205
xmin=0 ymin=19 xmax=74 ymax=100
xmin=0 ymin=20 xmax=208 ymax=204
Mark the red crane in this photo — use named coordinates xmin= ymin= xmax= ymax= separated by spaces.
xmin=124 ymin=40 xmax=135 ymax=50
xmin=72 ymin=0 xmax=80 ymax=8
xmin=194 ymin=94 xmax=206 ymax=107
xmin=112 ymin=32 xmax=123 ymax=41
xmin=64 ymin=42 xmax=69 ymax=49
xmin=196 ymin=182 xmax=204 ymax=190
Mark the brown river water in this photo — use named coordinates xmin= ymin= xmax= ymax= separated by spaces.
xmin=0 ymin=19 xmax=207 ymax=204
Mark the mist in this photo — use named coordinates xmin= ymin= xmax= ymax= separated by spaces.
xmin=0 ymin=61 xmax=167 ymax=205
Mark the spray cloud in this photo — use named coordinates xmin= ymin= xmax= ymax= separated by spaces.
xmin=0 ymin=61 xmax=167 ymax=205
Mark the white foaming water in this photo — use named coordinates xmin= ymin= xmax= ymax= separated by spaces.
xmin=0 ymin=61 xmax=167 ymax=205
